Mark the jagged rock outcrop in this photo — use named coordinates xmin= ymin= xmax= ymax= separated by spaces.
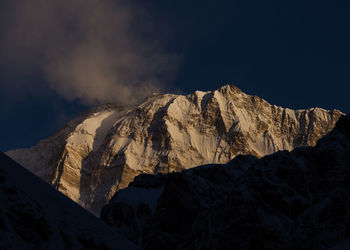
xmin=101 ymin=114 xmax=350 ymax=250
xmin=0 ymin=152 xmax=137 ymax=250
xmin=6 ymin=85 xmax=343 ymax=214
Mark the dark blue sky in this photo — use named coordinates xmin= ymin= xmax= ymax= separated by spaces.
xmin=1 ymin=0 xmax=350 ymax=151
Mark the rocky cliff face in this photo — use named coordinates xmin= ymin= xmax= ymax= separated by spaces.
xmin=101 ymin=114 xmax=350 ymax=250
xmin=0 ymin=152 xmax=137 ymax=250
xmin=6 ymin=85 xmax=343 ymax=214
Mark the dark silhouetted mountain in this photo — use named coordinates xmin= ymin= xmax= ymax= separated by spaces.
xmin=0 ymin=152 xmax=137 ymax=249
xmin=101 ymin=114 xmax=350 ymax=250
xmin=6 ymin=85 xmax=343 ymax=214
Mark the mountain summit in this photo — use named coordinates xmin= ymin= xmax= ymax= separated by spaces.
xmin=6 ymin=85 xmax=343 ymax=214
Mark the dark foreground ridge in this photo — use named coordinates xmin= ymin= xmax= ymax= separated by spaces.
xmin=0 ymin=152 xmax=137 ymax=249
xmin=101 ymin=115 xmax=350 ymax=250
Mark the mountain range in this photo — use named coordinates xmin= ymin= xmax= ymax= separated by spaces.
xmin=6 ymin=85 xmax=343 ymax=214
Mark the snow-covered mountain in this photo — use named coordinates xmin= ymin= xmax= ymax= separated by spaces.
xmin=101 ymin=114 xmax=350 ymax=250
xmin=6 ymin=85 xmax=343 ymax=214
xmin=0 ymin=152 xmax=137 ymax=249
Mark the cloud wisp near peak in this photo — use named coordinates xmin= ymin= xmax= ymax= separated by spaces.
xmin=1 ymin=0 xmax=179 ymax=105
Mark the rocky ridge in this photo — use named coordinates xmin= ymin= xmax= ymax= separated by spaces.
xmin=6 ymin=85 xmax=344 ymax=214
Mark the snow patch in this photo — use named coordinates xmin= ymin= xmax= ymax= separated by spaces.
xmin=67 ymin=110 xmax=120 ymax=151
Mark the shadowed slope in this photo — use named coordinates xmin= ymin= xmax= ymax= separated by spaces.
xmin=0 ymin=152 xmax=137 ymax=250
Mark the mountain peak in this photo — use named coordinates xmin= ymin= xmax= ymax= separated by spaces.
xmin=216 ymin=84 xmax=243 ymax=94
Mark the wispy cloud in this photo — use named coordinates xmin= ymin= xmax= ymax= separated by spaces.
xmin=1 ymin=0 xmax=179 ymax=105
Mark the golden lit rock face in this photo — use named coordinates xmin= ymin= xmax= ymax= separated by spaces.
xmin=6 ymin=85 xmax=344 ymax=214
